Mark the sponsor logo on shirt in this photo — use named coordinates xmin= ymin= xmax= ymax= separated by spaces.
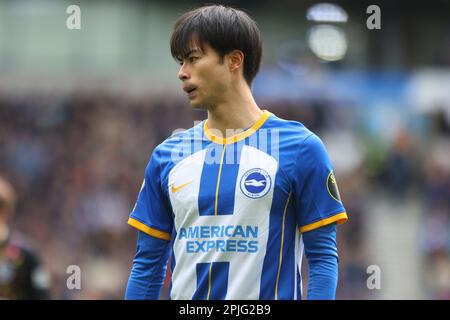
xmin=178 ymin=225 xmax=258 ymax=253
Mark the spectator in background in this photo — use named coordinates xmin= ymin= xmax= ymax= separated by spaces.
xmin=381 ymin=129 xmax=417 ymax=198
xmin=0 ymin=176 xmax=50 ymax=299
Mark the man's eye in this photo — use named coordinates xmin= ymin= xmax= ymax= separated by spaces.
xmin=189 ymin=56 xmax=198 ymax=63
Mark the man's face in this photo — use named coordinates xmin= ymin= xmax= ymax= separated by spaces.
xmin=177 ymin=43 xmax=231 ymax=109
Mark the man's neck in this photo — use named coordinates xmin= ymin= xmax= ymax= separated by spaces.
xmin=206 ymin=83 xmax=263 ymax=138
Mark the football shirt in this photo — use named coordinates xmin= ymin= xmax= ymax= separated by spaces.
xmin=128 ymin=110 xmax=347 ymax=299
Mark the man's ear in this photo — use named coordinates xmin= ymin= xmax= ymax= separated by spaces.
xmin=227 ymin=50 xmax=244 ymax=72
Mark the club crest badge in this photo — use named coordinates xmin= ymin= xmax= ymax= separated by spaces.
xmin=240 ymin=168 xmax=271 ymax=199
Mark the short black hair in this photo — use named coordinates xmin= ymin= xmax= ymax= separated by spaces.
xmin=170 ymin=5 xmax=263 ymax=86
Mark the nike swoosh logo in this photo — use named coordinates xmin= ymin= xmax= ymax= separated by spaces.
xmin=171 ymin=181 xmax=192 ymax=193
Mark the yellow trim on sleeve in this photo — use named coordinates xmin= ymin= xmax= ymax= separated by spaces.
xmin=299 ymin=212 xmax=348 ymax=233
xmin=204 ymin=110 xmax=271 ymax=145
xmin=128 ymin=217 xmax=171 ymax=241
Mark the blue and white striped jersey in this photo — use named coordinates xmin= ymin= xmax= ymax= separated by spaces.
xmin=128 ymin=110 xmax=347 ymax=300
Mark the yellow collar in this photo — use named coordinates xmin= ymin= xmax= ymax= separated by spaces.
xmin=204 ymin=110 xmax=271 ymax=145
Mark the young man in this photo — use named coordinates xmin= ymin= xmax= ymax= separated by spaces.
xmin=125 ymin=5 xmax=347 ymax=300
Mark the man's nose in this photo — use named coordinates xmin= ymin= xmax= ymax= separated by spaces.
xmin=178 ymin=65 xmax=190 ymax=81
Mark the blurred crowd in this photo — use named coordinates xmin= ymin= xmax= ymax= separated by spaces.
xmin=0 ymin=90 xmax=449 ymax=299
xmin=0 ymin=90 xmax=195 ymax=299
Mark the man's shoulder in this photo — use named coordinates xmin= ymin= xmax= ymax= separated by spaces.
xmin=151 ymin=121 xmax=204 ymax=164
xmin=267 ymin=112 xmax=316 ymax=144
xmin=266 ymin=112 xmax=331 ymax=172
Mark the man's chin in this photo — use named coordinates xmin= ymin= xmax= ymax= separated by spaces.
xmin=189 ymin=100 xmax=207 ymax=110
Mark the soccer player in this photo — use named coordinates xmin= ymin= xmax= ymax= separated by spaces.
xmin=125 ymin=5 xmax=348 ymax=300
xmin=0 ymin=177 xmax=50 ymax=299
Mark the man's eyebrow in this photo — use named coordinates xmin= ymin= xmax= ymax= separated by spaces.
xmin=176 ymin=48 xmax=202 ymax=62
xmin=185 ymin=48 xmax=201 ymax=57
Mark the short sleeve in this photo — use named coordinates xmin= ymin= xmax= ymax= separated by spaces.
xmin=293 ymin=134 xmax=348 ymax=233
xmin=128 ymin=149 xmax=173 ymax=241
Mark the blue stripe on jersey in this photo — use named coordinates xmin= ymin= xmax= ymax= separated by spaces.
xmin=193 ymin=262 xmax=230 ymax=300
xmin=276 ymin=202 xmax=297 ymax=299
xmin=297 ymin=268 xmax=302 ymax=300
xmin=193 ymin=263 xmax=210 ymax=299
xmin=198 ymin=144 xmax=241 ymax=216
xmin=217 ymin=143 xmax=242 ymax=215
xmin=210 ymin=262 xmax=229 ymax=299
xmin=259 ymin=173 xmax=296 ymax=299
xmin=259 ymin=183 xmax=288 ymax=299
xmin=198 ymin=144 xmax=222 ymax=216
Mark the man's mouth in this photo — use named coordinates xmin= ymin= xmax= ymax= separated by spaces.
xmin=183 ymin=85 xmax=198 ymax=98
